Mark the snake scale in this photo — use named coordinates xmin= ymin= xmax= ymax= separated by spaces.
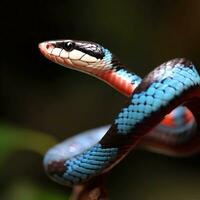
xmin=39 ymin=40 xmax=200 ymax=186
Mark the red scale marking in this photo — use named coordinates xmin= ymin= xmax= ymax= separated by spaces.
xmin=99 ymin=70 xmax=135 ymax=96
xmin=161 ymin=113 xmax=176 ymax=127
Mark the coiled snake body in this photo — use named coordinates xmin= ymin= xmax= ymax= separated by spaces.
xmin=39 ymin=40 xmax=200 ymax=186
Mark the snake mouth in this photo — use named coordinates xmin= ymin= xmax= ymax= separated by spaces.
xmin=39 ymin=41 xmax=68 ymax=66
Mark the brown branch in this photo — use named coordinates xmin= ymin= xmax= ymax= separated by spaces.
xmin=69 ymin=175 xmax=109 ymax=200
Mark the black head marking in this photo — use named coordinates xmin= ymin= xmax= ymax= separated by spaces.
xmin=55 ymin=40 xmax=105 ymax=59
xmin=75 ymin=40 xmax=105 ymax=59
xmin=56 ymin=40 xmax=75 ymax=52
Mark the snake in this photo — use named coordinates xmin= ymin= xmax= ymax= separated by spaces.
xmin=38 ymin=40 xmax=200 ymax=186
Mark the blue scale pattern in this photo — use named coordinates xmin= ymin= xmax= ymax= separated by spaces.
xmin=116 ymin=68 xmax=142 ymax=85
xmin=102 ymin=48 xmax=142 ymax=87
xmin=62 ymin=143 xmax=118 ymax=184
xmin=115 ymin=64 xmax=200 ymax=135
xmin=102 ymin=48 xmax=112 ymax=64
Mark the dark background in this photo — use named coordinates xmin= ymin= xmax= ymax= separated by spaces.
xmin=1 ymin=1 xmax=200 ymax=200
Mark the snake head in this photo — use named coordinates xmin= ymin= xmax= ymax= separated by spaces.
xmin=38 ymin=40 xmax=115 ymax=75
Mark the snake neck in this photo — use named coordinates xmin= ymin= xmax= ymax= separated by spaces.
xmin=89 ymin=49 xmax=142 ymax=96
xmin=93 ymin=66 xmax=141 ymax=96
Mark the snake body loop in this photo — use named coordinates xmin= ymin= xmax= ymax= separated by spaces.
xmin=39 ymin=40 xmax=200 ymax=186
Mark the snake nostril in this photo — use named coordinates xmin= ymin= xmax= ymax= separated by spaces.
xmin=46 ymin=44 xmax=51 ymax=49
xmin=46 ymin=43 xmax=55 ymax=51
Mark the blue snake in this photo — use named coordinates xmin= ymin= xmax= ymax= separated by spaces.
xmin=39 ymin=40 xmax=200 ymax=186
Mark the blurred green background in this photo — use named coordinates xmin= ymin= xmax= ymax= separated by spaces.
xmin=1 ymin=0 xmax=200 ymax=199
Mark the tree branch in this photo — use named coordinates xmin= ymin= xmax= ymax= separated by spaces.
xmin=69 ymin=175 xmax=109 ymax=200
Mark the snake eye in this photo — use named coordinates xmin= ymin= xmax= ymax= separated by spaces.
xmin=64 ymin=41 xmax=75 ymax=51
